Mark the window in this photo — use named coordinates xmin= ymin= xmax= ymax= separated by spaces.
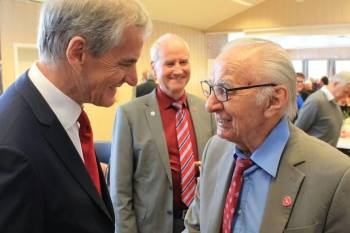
xmin=335 ymin=60 xmax=350 ymax=73
xmin=292 ymin=60 xmax=303 ymax=73
xmin=308 ymin=60 xmax=328 ymax=80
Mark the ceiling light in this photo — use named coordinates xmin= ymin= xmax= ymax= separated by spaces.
xmin=231 ymin=0 xmax=257 ymax=6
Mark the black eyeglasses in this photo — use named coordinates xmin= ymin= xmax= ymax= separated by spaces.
xmin=200 ymin=80 xmax=276 ymax=102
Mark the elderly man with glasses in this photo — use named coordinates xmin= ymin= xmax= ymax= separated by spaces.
xmin=183 ymin=38 xmax=350 ymax=233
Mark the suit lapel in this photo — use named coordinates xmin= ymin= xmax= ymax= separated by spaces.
xmin=45 ymin=125 xmax=113 ymax=221
xmin=209 ymin=145 xmax=236 ymax=233
xmin=98 ymin=162 xmax=115 ymax=219
xmin=187 ymin=95 xmax=205 ymax=160
xmin=16 ymin=74 xmax=113 ymax=221
xmin=144 ymin=91 xmax=173 ymax=184
xmin=260 ymin=126 xmax=305 ymax=233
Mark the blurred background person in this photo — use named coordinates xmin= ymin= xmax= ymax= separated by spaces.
xmin=301 ymin=78 xmax=313 ymax=101
xmin=295 ymin=71 xmax=350 ymax=146
xmin=135 ymin=69 xmax=157 ymax=97
xmin=296 ymin=72 xmax=305 ymax=110
xmin=320 ymin=75 xmax=329 ymax=87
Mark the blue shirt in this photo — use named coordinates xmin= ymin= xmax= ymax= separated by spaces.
xmin=297 ymin=95 xmax=304 ymax=110
xmin=232 ymin=118 xmax=290 ymax=233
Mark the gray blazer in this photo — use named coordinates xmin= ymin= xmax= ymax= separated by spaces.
xmin=184 ymin=124 xmax=350 ymax=233
xmin=295 ymin=90 xmax=343 ymax=146
xmin=109 ymin=90 xmax=216 ymax=233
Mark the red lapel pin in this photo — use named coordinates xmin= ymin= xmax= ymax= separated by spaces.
xmin=282 ymin=196 xmax=293 ymax=207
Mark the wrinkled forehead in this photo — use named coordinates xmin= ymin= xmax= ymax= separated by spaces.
xmin=211 ymin=54 xmax=254 ymax=86
xmin=158 ymin=39 xmax=189 ymax=56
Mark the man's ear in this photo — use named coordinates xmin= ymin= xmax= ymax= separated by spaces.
xmin=150 ymin=61 xmax=157 ymax=81
xmin=264 ymin=85 xmax=288 ymax=118
xmin=66 ymin=36 xmax=87 ymax=74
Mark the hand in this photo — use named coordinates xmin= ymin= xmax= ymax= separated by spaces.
xmin=194 ymin=161 xmax=202 ymax=178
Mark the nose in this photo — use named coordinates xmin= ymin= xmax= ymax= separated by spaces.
xmin=205 ymin=94 xmax=223 ymax=113
xmin=125 ymin=66 xmax=138 ymax=86
xmin=172 ymin=64 xmax=184 ymax=75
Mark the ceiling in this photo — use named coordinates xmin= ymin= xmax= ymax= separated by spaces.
xmin=139 ymin=0 xmax=265 ymax=30
xmin=27 ymin=0 xmax=265 ymax=30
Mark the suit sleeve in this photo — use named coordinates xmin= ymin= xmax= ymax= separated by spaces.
xmin=183 ymin=137 xmax=214 ymax=233
xmin=325 ymin=167 xmax=350 ymax=232
xmin=295 ymin=97 xmax=318 ymax=131
xmin=109 ymin=107 xmax=138 ymax=233
xmin=183 ymin=178 xmax=201 ymax=233
xmin=0 ymin=147 xmax=44 ymax=233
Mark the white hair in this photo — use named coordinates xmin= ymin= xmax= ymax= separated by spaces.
xmin=330 ymin=71 xmax=350 ymax=86
xmin=37 ymin=0 xmax=152 ymax=64
xmin=221 ymin=38 xmax=297 ymax=119
xmin=150 ymin=33 xmax=190 ymax=62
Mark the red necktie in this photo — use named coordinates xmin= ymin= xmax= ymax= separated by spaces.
xmin=78 ymin=110 xmax=101 ymax=195
xmin=173 ymin=101 xmax=196 ymax=207
xmin=222 ymin=158 xmax=253 ymax=233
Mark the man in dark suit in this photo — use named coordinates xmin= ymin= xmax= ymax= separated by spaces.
xmin=135 ymin=70 xmax=157 ymax=97
xmin=0 ymin=0 xmax=151 ymax=232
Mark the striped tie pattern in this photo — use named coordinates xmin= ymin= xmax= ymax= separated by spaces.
xmin=222 ymin=158 xmax=253 ymax=233
xmin=173 ymin=101 xmax=196 ymax=207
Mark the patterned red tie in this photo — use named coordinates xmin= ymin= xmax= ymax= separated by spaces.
xmin=173 ymin=101 xmax=196 ymax=207
xmin=222 ymin=158 xmax=253 ymax=233
xmin=78 ymin=110 xmax=101 ymax=195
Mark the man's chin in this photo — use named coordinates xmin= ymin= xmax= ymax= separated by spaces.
xmin=93 ymin=96 xmax=116 ymax=108
xmin=217 ymin=130 xmax=233 ymax=142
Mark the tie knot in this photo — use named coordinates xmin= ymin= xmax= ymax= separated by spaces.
xmin=172 ymin=101 xmax=184 ymax=110
xmin=235 ymin=158 xmax=253 ymax=171
xmin=78 ymin=110 xmax=91 ymax=132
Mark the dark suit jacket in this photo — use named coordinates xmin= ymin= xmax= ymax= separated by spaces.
xmin=135 ymin=79 xmax=157 ymax=97
xmin=0 ymin=73 xmax=114 ymax=233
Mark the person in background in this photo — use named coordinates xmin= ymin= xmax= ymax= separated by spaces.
xmin=320 ymin=75 xmax=329 ymax=86
xmin=300 ymin=79 xmax=313 ymax=101
xmin=296 ymin=72 xmax=305 ymax=110
xmin=183 ymin=38 xmax=350 ymax=233
xmin=0 ymin=0 xmax=151 ymax=232
xmin=295 ymin=71 xmax=350 ymax=147
xmin=109 ymin=33 xmax=216 ymax=233
xmin=135 ymin=69 xmax=157 ymax=97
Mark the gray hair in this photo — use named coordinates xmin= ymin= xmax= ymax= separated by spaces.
xmin=330 ymin=71 xmax=350 ymax=86
xmin=221 ymin=38 xmax=297 ymax=119
xmin=37 ymin=0 xmax=152 ymax=64
xmin=150 ymin=33 xmax=190 ymax=62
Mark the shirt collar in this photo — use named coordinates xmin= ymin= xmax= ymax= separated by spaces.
xmin=235 ymin=117 xmax=290 ymax=177
xmin=28 ymin=62 xmax=81 ymax=130
xmin=156 ymin=87 xmax=188 ymax=110
xmin=320 ymin=86 xmax=334 ymax=101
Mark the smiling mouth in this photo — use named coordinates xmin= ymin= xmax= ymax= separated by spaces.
xmin=216 ymin=118 xmax=232 ymax=124
xmin=171 ymin=76 xmax=187 ymax=80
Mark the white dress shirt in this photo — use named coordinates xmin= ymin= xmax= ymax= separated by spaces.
xmin=320 ymin=85 xmax=334 ymax=101
xmin=28 ymin=62 xmax=85 ymax=162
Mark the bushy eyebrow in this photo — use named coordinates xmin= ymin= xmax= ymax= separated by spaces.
xmin=119 ymin=58 xmax=137 ymax=65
